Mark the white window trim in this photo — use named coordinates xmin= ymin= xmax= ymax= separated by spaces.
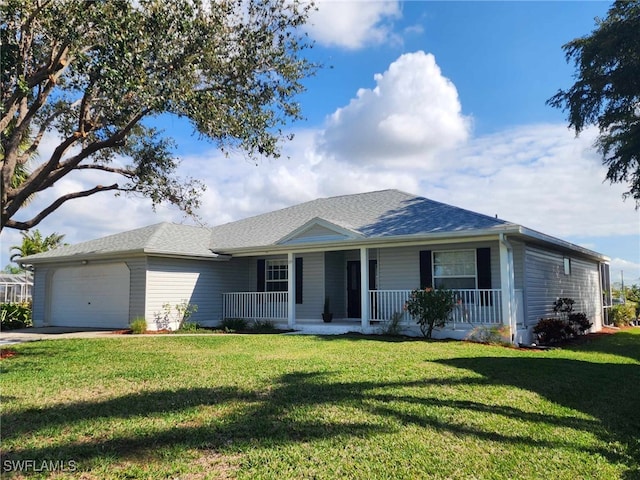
xmin=266 ymin=259 xmax=288 ymax=292
xmin=563 ymin=257 xmax=571 ymax=276
xmin=433 ymin=249 xmax=478 ymax=289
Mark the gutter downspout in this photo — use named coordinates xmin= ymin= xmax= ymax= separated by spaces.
xmin=499 ymin=233 xmax=517 ymax=345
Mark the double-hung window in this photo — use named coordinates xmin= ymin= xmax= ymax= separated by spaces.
xmin=433 ymin=250 xmax=477 ymax=289
xmin=266 ymin=259 xmax=288 ymax=292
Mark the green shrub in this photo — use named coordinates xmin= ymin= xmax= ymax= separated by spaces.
xmin=533 ymin=297 xmax=593 ymax=345
xmin=220 ymin=317 xmax=248 ymax=332
xmin=466 ymin=325 xmax=511 ymax=345
xmin=153 ymin=301 xmax=198 ymax=330
xmin=130 ymin=317 xmax=147 ymax=334
xmin=568 ymin=312 xmax=592 ymax=334
xmin=177 ymin=321 xmax=201 ymax=332
xmin=250 ymin=319 xmax=276 ymax=332
xmin=533 ymin=318 xmax=571 ymax=344
xmin=405 ymin=288 xmax=455 ymax=338
xmin=610 ymin=303 xmax=637 ymax=327
xmin=379 ymin=311 xmax=404 ymax=336
xmin=0 ymin=302 xmax=32 ymax=330
xmin=553 ymin=297 xmax=576 ymax=317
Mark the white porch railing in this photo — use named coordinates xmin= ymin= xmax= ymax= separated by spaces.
xmin=370 ymin=289 xmax=504 ymax=326
xmin=222 ymin=289 xmax=509 ymax=326
xmin=0 ymin=281 xmax=33 ymax=303
xmin=222 ymin=292 xmax=288 ymax=320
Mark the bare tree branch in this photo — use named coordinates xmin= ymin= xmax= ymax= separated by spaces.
xmin=4 ymin=183 xmax=121 ymax=230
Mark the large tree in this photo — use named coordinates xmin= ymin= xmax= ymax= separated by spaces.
xmin=1 ymin=0 xmax=314 ymax=231
xmin=547 ymin=0 xmax=640 ymax=207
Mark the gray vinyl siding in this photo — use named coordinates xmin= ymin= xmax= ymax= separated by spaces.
xmin=295 ymin=252 xmax=324 ymax=319
xmin=31 ymin=266 xmax=50 ymax=327
xmin=524 ymin=246 xmax=602 ymax=329
xmin=378 ymin=242 xmax=501 ymax=290
xmin=226 ymin=257 xmax=252 ymax=292
xmin=145 ymin=257 xmax=249 ymax=328
xmin=126 ymin=257 xmax=147 ymax=321
xmin=510 ymin=240 xmax=526 ymax=290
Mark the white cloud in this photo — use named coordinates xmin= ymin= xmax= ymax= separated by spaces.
xmin=425 ymin=124 xmax=639 ymax=240
xmin=3 ymin=121 xmax=638 ymax=277
xmin=305 ymin=0 xmax=402 ymax=50
xmin=610 ymin=258 xmax=640 ymax=284
xmin=2 ymin=54 xmax=638 ymax=280
xmin=319 ymin=51 xmax=470 ymax=166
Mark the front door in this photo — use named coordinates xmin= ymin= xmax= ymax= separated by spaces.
xmin=346 ymin=260 xmax=378 ymax=318
xmin=347 ymin=261 xmax=361 ymax=318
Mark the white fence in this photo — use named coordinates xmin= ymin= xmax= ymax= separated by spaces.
xmin=370 ymin=289 xmax=504 ymax=325
xmin=0 ymin=281 xmax=33 ymax=304
xmin=222 ymin=292 xmax=288 ymax=320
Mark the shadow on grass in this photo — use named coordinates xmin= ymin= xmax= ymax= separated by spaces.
xmin=434 ymin=355 xmax=640 ymax=479
xmin=3 ymin=358 xmax=638 ymax=478
xmin=563 ymin=329 xmax=640 ymax=362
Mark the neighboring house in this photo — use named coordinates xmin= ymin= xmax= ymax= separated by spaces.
xmin=21 ymin=190 xmax=610 ymax=343
xmin=0 ymin=272 xmax=33 ymax=303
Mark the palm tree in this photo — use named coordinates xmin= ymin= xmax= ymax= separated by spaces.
xmin=10 ymin=230 xmax=67 ymax=266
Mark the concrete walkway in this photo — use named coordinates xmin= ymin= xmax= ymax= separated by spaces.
xmin=0 ymin=327 xmax=118 ymax=345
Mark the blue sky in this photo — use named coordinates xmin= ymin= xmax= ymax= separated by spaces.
xmin=1 ymin=1 xmax=639 ymax=283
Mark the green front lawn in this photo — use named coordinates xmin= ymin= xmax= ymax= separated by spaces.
xmin=1 ymin=330 xmax=639 ymax=479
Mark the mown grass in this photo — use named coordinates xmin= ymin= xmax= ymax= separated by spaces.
xmin=1 ymin=329 xmax=639 ymax=479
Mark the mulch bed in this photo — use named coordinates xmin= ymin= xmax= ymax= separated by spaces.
xmin=0 ymin=349 xmax=18 ymax=359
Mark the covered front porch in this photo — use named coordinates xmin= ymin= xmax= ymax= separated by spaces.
xmin=221 ymin=240 xmax=521 ymax=339
xmin=221 ymin=288 xmax=518 ymax=336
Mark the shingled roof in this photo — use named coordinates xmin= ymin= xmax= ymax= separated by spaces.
xmin=20 ymin=189 xmax=608 ymax=264
xmin=208 ymin=189 xmax=511 ymax=251
xmin=21 ymin=222 xmax=215 ymax=261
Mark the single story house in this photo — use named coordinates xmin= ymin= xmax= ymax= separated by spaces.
xmin=21 ymin=190 xmax=611 ymax=343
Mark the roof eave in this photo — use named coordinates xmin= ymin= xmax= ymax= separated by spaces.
xmin=215 ymin=225 xmax=523 ymax=256
xmin=20 ymin=248 xmax=227 ymax=265
xmin=514 ymin=226 xmax=610 ymax=262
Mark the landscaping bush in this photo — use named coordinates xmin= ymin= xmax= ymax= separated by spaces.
xmin=466 ymin=325 xmax=511 ymax=345
xmin=379 ymin=311 xmax=404 ymax=336
xmin=610 ymin=303 xmax=637 ymax=327
xmin=250 ymin=319 xmax=277 ymax=332
xmin=533 ymin=297 xmax=593 ymax=345
xmin=533 ymin=311 xmax=592 ymax=345
xmin=153 ymin=301 xmax=198 ymax=330
xmin=568 ymin=312 xmax=592 ymax=334
xmin=129 ymin=317 xmax=147 ymax=334
xmin=533 ymin=318 xmax=572 ymax=344
xmin=0 ymin=302 xmax=32 ymax=330
xmin=177 ymin=321 xmax=201 ymax=332
xmin=220 ymin=317 xmax=249 ymax=332
xmin=405 ymin=288 xmax=455 ymax=338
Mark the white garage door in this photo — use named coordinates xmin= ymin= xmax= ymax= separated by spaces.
xmin=50 ymin=263 xmax=130 ymax=328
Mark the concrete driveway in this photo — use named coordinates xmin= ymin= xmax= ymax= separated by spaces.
xmin=0 ymin=327 xmax=118 ymax=346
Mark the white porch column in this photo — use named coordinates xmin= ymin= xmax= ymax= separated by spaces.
xmin=499 ymin=234 xmax=516 ymax=344
xmin=287 ymin=252 xmax=295 ymax=328
xmin=360 ymin=247 xmax=369 ymax=329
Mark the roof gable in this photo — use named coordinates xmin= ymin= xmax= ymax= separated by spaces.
xmin=277 ymin=217 xmax=363 ymax=245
